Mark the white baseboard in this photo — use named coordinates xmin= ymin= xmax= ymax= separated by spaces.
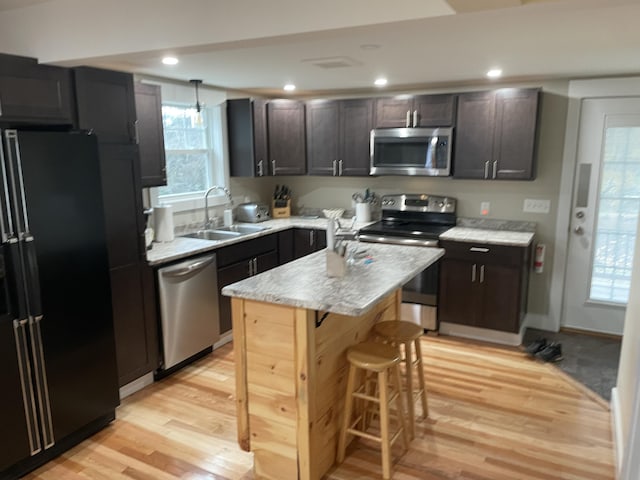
xmin=119 ymin=372 xmax=154 ymax=400
xmin=214 ymin=330 xmax=233 ymax=349
xmin=439 ymin=322 xmax=524 ymax=346
xmin=611 ymin=387 xmax=624 ymax=478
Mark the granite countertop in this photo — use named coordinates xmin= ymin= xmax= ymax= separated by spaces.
xmin=439 ymin=227 xmax=534 ymax=247
xmin=146 ymin=216 xmax=373 ymax=266
xmin=147 ymin=216 xmax=535 ymax=266
xmin=221 ymin=243 xmax=444 ymax=317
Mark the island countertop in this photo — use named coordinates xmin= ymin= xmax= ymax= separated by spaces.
xmin=222 ymin=242 xmax=444 ymax=317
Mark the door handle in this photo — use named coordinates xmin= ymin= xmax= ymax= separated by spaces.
xmin=480 ymin=265 xmax=485 ymax=283
xmin=310 ymin=230 xmax=315 ymax=246
xmin=338 ymin=159 xmax=343 ymax=176
xmin=252 ymin=258 xmax=258 ymax=275
xmin=471 ymin=264 xmax=477 ymax=282
xmin=484 ymin=161 xmax=490 ymax=179
xmin=405 ymin=110 xmax=411 ymax=128
xmin=257 ymin=160 xmax=264 ymax=177
xmin=574 ymin=226 xmax=584 ymax=235
xmin=575 ymin=211 xmax=585 ymax=219
xmin=332 ymin=159 xmax=337 ymax=176
xmin=492 ymin=160 xmax=498 ymax=179
xmin=413 ymin=110 xmax=418 ymax=128
xmin=470 ymin=247 xmax=490 ymax=253
xmin=271 ymin=159 xmax=276 ymax=176
xmin=161 ymin=256 xmax=216 ymax=277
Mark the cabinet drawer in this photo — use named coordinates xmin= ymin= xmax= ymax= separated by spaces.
xmin=440 ymin=240 xmax=528 ymax=267
xmin=217 ymin=233 xmax=277 ymax=267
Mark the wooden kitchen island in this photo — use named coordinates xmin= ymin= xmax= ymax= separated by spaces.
xmin=222 ymin=243 xmax=443 ymax=480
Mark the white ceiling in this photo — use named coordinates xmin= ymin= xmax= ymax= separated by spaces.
xmin=0 ymin=0 xmax=639 ymax=96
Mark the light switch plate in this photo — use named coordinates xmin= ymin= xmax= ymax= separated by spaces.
xmin=480 ymin=201 xmax=490 ymax=216
xmin=523 ymin=198 xmax=551 ymax=214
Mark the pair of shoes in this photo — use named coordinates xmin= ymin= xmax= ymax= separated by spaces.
xmin=535 ymin=343 xmax=563 ymax=362
xmin=525 ymin=337 xmax=547 ymax=355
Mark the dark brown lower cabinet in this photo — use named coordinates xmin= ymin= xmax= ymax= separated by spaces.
xmin=439 ymin=240 xmax=531 ymax=333
xmin=217 ymin=234 xmax=278 ymax=334
xmin=109 ymin=263 xmax=158 ymax=386
xmin=293 ymin=228 xmax=327 ymax=259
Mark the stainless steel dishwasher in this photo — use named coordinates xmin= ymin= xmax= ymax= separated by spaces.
xmin=157 ymin=253 xmax=220 ymax=371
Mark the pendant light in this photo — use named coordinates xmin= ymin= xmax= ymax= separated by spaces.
xmin=189 ymin=79 xmax=204 ymax=125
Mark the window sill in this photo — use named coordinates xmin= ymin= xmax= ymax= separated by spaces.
xmin=152 ymin=191 xmax=230 ymax=213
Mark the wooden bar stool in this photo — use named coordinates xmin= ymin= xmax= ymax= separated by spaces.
xmin=373 ymin=321 xmax=429 ymax=439
xmin=337 ymin=342 xmax=409 ymax=480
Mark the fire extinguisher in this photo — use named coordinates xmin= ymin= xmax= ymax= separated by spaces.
xmin=534 ymin=244 xmax=546 ymax=273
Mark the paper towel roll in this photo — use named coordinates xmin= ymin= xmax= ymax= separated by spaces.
xmin=154 ymin=205 xmax=175 ymax=242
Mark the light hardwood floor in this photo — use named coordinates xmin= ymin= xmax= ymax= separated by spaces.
xmin=26 ymin=336 xmax=615 ymax=480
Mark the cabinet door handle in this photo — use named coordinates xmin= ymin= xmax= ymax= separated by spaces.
xmin=405 ymin=110 xmax=411 ymax=128
xmin=484 ymin=161 xmax=490 ymax=179
xmin=257 ymin=160 xmax=264 ymax=176
xmin=480 ymin=265 xmax=485 ymax=283
xmin=469 ymin=247 xmax=490 ymax=253
xmin=332 ymin=159 xmax=337 ymax=176
xmin=310 ymin=230 xmax=314 ymax=246
xmin=248 ymin=259 xmax=253 ymax=276
xmin=272 ymin=159 xmax=276 ymax=176
xmin=471 ymin=263 xmax=477 ymax=282
xmin=134 ymin=120 xmax=140 ymax=144
xmin=338 ymin=159 xmax=343 ymax=176
xmin=492 ymin=160 xmax=498 ymax=179
xmin=252 ymin=258 xmax=258 ymax=275
xmin=0 ymin=98 xmax=3 ymax=116
xmin=413 ymin=110 xmax=418 ymax=128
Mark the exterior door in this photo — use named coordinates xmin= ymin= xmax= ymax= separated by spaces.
xmin=563 ymin=98 xmax=640 ymax=334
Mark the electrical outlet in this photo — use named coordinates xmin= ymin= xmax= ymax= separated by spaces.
xmin=480 ymin=201 xmax=490 ymax=216
xmin=523 ymin=198 xmax=551 ymax=214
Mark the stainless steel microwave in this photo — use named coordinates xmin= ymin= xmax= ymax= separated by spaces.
xmin=370 ymin=127 xmax=453 ymax=176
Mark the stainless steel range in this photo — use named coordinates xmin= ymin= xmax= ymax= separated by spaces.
xmin=358 ymin=194 xmax=456 ymax=331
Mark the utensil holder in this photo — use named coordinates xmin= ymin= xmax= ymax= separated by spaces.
xmin=326 ymin=249 xmax=347 ymax=277
xmin=272 ymin=199 xmax=291 ymax=218
xmin=356 ymin=202 xmax=371 ymax=222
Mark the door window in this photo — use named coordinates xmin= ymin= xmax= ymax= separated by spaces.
xmin=590 ymin=125 xmax=640 ymax=303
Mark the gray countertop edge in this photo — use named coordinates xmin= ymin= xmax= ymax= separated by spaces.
xmin=221 ymin=244 xmax=444 ymax=316
xmin=147 ymin=219 xmax=535 ymax=266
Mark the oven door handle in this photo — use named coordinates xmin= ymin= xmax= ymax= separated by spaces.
xmin=357 ymin=234 xmax=439 ymax=247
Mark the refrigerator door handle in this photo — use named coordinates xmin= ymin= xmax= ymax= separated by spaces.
xmin=24 ymin=238 xmax=42 ymax=316
xmin=0 ymin=130 xmax=17 ymax=243
xmin=5 ymin=130 xmax=31 ymax=238
xmin=13 ymin=318 xmax=43 ymax=456
xmin=29 ymin=314 xmax=55 ymax=449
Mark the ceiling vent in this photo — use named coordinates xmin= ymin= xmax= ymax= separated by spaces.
xmin=301 ymin=56 xmax=362 ymax=69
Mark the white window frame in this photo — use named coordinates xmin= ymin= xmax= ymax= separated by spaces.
xmin=150 ymin=102 xmax=229 ymax=212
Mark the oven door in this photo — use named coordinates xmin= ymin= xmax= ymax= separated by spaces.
xmin=401 ymin=261 xmax=439 ymax=331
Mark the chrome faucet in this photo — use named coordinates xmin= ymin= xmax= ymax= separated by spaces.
xmin=203 ymin=185 xmax=233 ymax=229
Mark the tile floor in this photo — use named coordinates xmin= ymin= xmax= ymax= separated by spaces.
xmin=523 ymin=327 xmax=621 ymax=401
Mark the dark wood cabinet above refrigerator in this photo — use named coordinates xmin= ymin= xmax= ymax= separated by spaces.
xmin=0 ymin=53 xmax=74 ymax=126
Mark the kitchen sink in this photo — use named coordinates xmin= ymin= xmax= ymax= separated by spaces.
xmin=182 ymin=230 xmax=243 ymax=241
xmin=214 ymin=224 xmax=270 ymax=234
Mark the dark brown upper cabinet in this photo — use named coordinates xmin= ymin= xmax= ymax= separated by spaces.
xmin=374 ymin=94 xmax=455 ymax=128
xmin=0 ymin=53 xmax=73 ymax=126
xmin=227 ymin=98 xmax=269 ymax=177
xmin=74 ymin=67 xmax=137 ymax=144
xmin=134 ymin=83 xmax=167 ymax=187
xmin=306 ymin=98 xmax=373 ymax=176
xmin=453 ymin=88 xmax=540 ymax=180
xmin=267 ymin=99 xmax=306 ymax=175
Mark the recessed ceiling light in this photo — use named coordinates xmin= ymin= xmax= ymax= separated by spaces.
xmin=487 ymin=68 xmax=502 ymax=78
xmin=162 ymin=56 xmax=179 ymax=65
xmin=374 ymin=78 xmax=388 ymax=87
xmin=284 ymin=84 xmax=296 ymax=92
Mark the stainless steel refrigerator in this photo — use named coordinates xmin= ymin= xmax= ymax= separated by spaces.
xmin=0 ymin=129 xmax=119 ymax=479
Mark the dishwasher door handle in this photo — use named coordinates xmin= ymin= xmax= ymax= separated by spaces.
xmin=161 ymin=256 xmax=216 ymax=278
